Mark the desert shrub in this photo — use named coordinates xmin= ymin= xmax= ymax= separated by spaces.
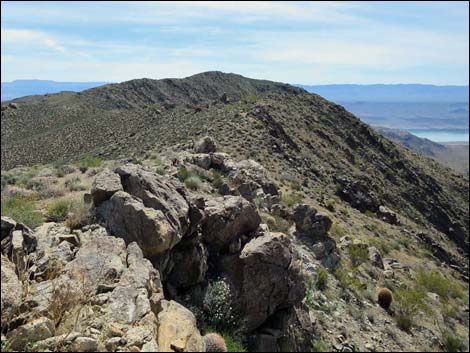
xmin=185 ymin=175 xmax=202 ymax=190
xmin=365 ymin=210 xmax=376 ymax=218
xmin=312 ymin=340 xmax=328 ymax=352
xmin=329 ymin=222 xmax=345 ymax=237
xmin=1 ymin=195 xmax=43 ymax=229
xmin=46 ymin=198 xmax=74 ymax=222
xmin=65 ymin=200 xmax=94 ymax=230
xmin=222 ymin=333 xmax=246 ymax=352
xmin=325 ymin=198 xmax=336 ymax=211
xmin=377 ymin=287 xmax=393 ymax=310
xmin=442 ymin=332 xmax=465 ymax=352
xmin=267 ymin=215 xmax=291 ymax=233
xmin=204 ymin=333 xmax=227 ymax=352
xmin=203 ymin=279 xmax=237 ymax=331
xmin=315 ymin=268 xmax=328 ymax=291
xmin=394 ymin=287 xmax=428 ymax=331
xmin=348 ymin=243 xmax=369 ymax=267
xmin=281 ymin=192 xmax=303 ymax=207
xmin=334 ymin=266 xmax=366 ymax=292
xmin=212 ymin=171 xmax=224 ymax=189
xmin=368 ymin=238 xmax=392 ymax=255
xmin=416 ymin=269 xmax=466 ymax=301
xmin=305 ymin=278 xmax=315 ymax=309
xmin=64 ymin=177 xmax=86 ymax=191
xmin=177 ymin=165 xmax=190 ymax=182
xmin=76 ymin=154 xmax=102 ymax=172
xmin=54 ymin=164 xmax=75 ymax=178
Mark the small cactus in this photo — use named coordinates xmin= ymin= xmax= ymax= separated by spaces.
xmin=377 ymin=287 xmax=393 ymax=310
xmin=204 ymin=333 xmax=227 ymax=352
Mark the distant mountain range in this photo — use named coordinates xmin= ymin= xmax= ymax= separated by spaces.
xmin=374 ymin=126 xmax=469 ymax=174
xmin=1 ymin=80 xmax=109 ymax=101
xmin=297 ymin=84 xmax=469 ymax=131
xmin=296 ymin=83 xmax=469 ymax=103
xmin=2 ymin=80 xmax=468 ymax=132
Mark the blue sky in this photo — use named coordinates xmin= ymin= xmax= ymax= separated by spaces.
xmin=1 ymin=1 xmax=469 ymax=84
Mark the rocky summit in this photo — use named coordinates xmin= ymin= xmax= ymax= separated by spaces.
xmin=1 ymin=72 xmax=469 ymax=352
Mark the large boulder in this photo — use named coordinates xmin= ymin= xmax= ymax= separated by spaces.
xmin=377 ymin=205 xmax=400 ymax=225
xmin=194 ymin=136 xmax=217 ymax=154
xmin=1 ymin=255 xmax=23 ymax=328
xmin=336 ymin=178 xmax=380 ymax=213
xmin=90 ymin=169 xmax=123 ymax=206
xmin=221 ymin=232 xmax=306 ymax=332
xmin=202 ymin=196 xmax=261 ymax=252
xmin=157 ymin=300 xmax=205 ymax=352
xmin=98 ymin=191 xmax=183 ymax=257
xmin=292 ymin=204 xmax=332 ymax=239
xmin=6 ymin=317 xmax=55 ymax=351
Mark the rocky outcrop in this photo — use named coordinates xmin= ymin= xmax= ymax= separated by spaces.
xmin=90 ymin=169 xmax=123 ymax=206
xmin=220 ymin=232 xmax=305 ymax=332
xmin=336 ymin=178 xmax=380 ymax=213
xmin=377 ymin=206 xmax=400 ymax=225
xmin=293 ymin=204 xmax=332 ymax=239
xmin=195 ymin=136 xmax=217 ymax=154
xmin=1 ymin=255 xmax=23 ymax=328
xmin=202 ymin=196 xmax=261 ymax=252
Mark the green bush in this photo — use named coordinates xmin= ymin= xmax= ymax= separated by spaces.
xmin=329 ymin=223 xmax=345 ymax=237
xmin=315 ymin=268 xmax=328 ymax=291
xmin=442 ymin=332 xmax=464 ymax=352
xmin=76 ymin=154 xmax=102 ymax=170
xmin=1 ymin=196 xmax=43 ymax=229
xmin=416 ymin=269 xmax=466 ymax=301
xmin=348 ymin=244 xmax=369 ymax=267
xmin=312 ymin=340 xmax=329 ymax=352
xmin=222 ymin=333 xmax=246 ymax=352
xmin=185 ymin=176 xmax=202 ymax=190
xmin=281 ymin=192 xmax=303 ymax=207
xmin=394 ymin=287 xmax=428 ymax=331
xmin=203 ymin=279 xmax=237 ymax=331
xmin=212 ymin=171 xmax=224 ymax=189
xmin=177 ymin=166 xmax=190 ymax=182
xmin=64 ymin=177 xmax=86 ymax=191
xmin=46 ymin=198 xmax=74 ymax=222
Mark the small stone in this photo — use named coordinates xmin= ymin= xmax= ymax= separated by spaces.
xmin=71 ymin=336 xmax=98 ymax=352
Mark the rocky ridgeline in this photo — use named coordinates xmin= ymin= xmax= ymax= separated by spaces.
xmin=1 ymin=137 xmax=342 ymax=352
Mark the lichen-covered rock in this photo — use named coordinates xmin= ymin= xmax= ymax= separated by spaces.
xmin=293 ymin=204 xmax=332 ymax=239
xmin=202 ymin=196 xmax=261 ymax=252
xmin=157 ymin=300 xmax=205 ymax=352
xmin=90 ymin=169 xmax=123 ymax=206
xmin=1 ymin=255 xmax=23 ymax=328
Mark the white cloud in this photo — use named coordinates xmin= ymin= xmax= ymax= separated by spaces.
xmin=2 ymin=28 xmax=67 ymax=53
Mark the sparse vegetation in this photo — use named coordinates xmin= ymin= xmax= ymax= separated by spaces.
xmin=281 ymin=192 xmax=303 ymax=207
xmin=442 ymin=332 xmax=465 ymax=352
xmin=348 ymin=243 xmax=369 ymax=267
xmin=311 ymin=339 xmax=328 ymax=352
xmin=185 ymin=175 xmax=202 ymax=190
xmin=416 ymin=269 xmax=466 ymax=301
xmin=1 ymin=195 xmax=43 ymax=229
xmin=315 ymin=268 xmax=328 ymax=291
xmin=394 ymin=287 xmax=428 ymax=332
xmin=65 ymin=199 xmax=94 ymax=230
xmin=46 ymin=198 xmax=74 ymax=222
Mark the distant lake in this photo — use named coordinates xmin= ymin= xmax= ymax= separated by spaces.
xmin=407 ymin=129 xmax=469 ymax=143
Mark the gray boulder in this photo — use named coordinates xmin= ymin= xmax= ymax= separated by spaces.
xmin=195 ymin=136 xmax=217 ymax=153
xmin=221 ymin=232 xmax=306 ymax=332
xmin=202 ymin=196 xmax=261 ymax=252
xmin=90 ymin=169 xmax=123 ymax=206
xmin=293 ymin=204 xmax=332 ymax=239
xmin=1 ymin=255 xmax=23 ymax=328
